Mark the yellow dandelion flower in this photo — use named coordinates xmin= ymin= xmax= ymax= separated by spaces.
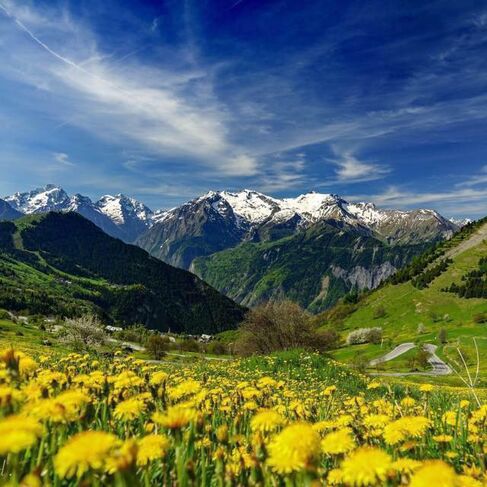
xmin=54 ymin=431 xmax=120 ymax=479
xmin=324 ymin=385 xmax=337 ymax=396
xmin=0 ymin=415 xmax=42 ymax=455
xmin=114 ymin=397 xmax=146 ymax=421
xmin=250 ymin=409 xmax=286 ymax=433
xmin=340 ymin=447 xmax=392 ymax=486
xmin=410 ymin=461 xmax=457 ymax=487
xmin=267 ymin=423 xmax=321 ymax=474
xmin=149 ymin=371 xmax=168 ymax=386
xmin=391 ymin=458 xmax=422 ymax=475
xmin=419 ymin=384 xmax=434 ymax=392
xmin=383 ymin=416 xmax=431 ymax=445
xmin=321 ymin=428 xmax=355 ymax=455
xmin=433 ymin=434 xmax=453 ymax=443
xmin=152 ymin=406 xmax=197 ymax=430
xmin=106 ymin=439 xmax=138 ymax=474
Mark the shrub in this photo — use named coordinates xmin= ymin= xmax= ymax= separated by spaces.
xmin=0 ymin=309 xmax=10 ymax=320
xmin=205 ymin=341 xmax=228 ymax=356
xmin=373 ymin=306 xmax=387 ymax=319
xmin=346 ymin=327 xmax=383 ymax=345
xmin=178 ymin=338 xmax=200 ymax=353
xmin=407 ymin=347 xmax=430 ymax=370
xmin=473 ymin=313 xmax=487 ymax=324
xmin=61 ymin=314 xmax=107 ymax=352
xmin=313 ymin=329 xmax=341 ymax=352
xmin=438 ymin=328 xmax=448 ymax=344
xmin=114 ymin=324 xmax=149 ymax=344
xmin=235 ymin=301 xmax=336 ymax=356
xmin=146 ymin=334 xmax=169 ymax=360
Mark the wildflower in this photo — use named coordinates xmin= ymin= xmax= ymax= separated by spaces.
xmin=321 ymin=428 xmax=355 ymax=455
xmin=152 ymin=406 xmax=197 ymax=430
xmin=383 ymin=416 xmax=431 ymax=445
xmin=410 ymin=461 xmax=457 ymax=487
xmin=216 ymin=425 xmax=229 ymax=443
xmin=149 ymin=371 xmax=168 ymax=386
xmin=267 ymin=423 xmax=321 ymax=474
xmin=54 ymin=431 xmax=120 ymax=479
xmin=433 ymin=434 xmax=453 ymax=443
xmin=251 ymin=409 xmax=286 ymax=433
xmin=419 ymin=384 xmax=433 ymax=392
xmin=367 ymin=381 xmax=381 ymax=390
xmin=167 ymin=379 xmax=201 ymax=401
xmin=114 ymin=397 xmax=146 ymax=421
xmin=340 ymin=447 xmax=392 ymax=486
xmin=106 ymin=439 xmax=138 ymax=473
xmin=324 ymin=385 xmax=337 ymax=396
xmin=0 ymin=415 xmax=42 ymax=455
xmin=391 ymin=458 xmax=422 ymax=475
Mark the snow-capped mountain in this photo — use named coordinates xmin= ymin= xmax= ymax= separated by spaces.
xmin=5 ymin=184 xmax=71 ymax=214
xmin=4 ymin=185 xmax=153 ymax=243
xmin=137 ymin=189 xmax=458 ymax=269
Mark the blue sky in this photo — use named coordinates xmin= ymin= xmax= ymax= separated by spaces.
xmin=1 ymin=0 xmax=487 ymax=217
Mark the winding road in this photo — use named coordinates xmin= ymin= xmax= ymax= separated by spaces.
xmin=369 ymin=342 xmax=452 ymax=376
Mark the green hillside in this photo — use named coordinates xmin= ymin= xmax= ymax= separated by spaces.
xmin=193 ymin=221 xmax=428 ymax=313
xmin=320 ymin=219 xmax=487 ymax=384
xmin=0 ymin=213 xmax=245 ymax=334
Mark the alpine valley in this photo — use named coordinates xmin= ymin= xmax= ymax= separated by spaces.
xmin=3 ymin=185 xmax=460 ymax=312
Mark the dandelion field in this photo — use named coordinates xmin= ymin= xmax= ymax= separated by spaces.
xmin=0 ymin=348 xmax=486 ymax=486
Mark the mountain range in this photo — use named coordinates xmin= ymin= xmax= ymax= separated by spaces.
xmin=3 ymin=185 xmax=153 ymax=243
xmin=1 ymin=185 xmax=463 ymax=312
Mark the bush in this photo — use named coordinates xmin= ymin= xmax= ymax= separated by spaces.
xmin=373 ymin=306 xmax=387 ymax=319
xmin=473 ymin=313 xmax=487 ymax=324
xmin=178 ymin=338 xmax=200 ymax=353
xmin=438 ymin=328 xmax=448 ymax=344
xmin=346 ymin=327 xmax=383 ymax=345
xmin=61 ymin=314 xmax=107 ymax=352
xmin=146 ymin=334 xmax=169 ymax=360
xmin=407 ymin=347 xmax=430 ymax=370
xmin=313 ymin=329 xmax=341 ymax=351
xmin=235 ymin=301 xmax=336 ymax=356
xmin=114 ymin=324 xmax=149 ymax=344
xmin=205 ymin=341 xmax=228 ymax=355
xmin=0 ymin=309 xmax=10 ymax=320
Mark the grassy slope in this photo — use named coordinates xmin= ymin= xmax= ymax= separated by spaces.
xmin=0 ymin=213 xmax=245 ymax=333
xmin=327 ymin=222 xmax=487 ymax=386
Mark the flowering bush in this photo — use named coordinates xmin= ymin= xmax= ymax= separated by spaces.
xmin=346 ymin=327 xmax=383 ymax=345
xmin=0 ymin=347 xmax=485 ymax=486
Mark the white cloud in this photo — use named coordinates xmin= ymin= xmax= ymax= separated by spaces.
xmin=53 ymin=152 xmax=74 ymax=166
xmin=330 ymin=148 xmax=390 ymax=183
xmin=0 ymin=1 xmax=258 ymax=176
xmin=348 ymin=184 xmax=487 ymax=217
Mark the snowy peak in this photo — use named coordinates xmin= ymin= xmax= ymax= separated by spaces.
xmin=96 ymin=194 xmax=153 ymax=226
xmin=4 ymin=185 xmax=155 ymax=243
xmin=5 ymin=184 xmax=70 ymax=214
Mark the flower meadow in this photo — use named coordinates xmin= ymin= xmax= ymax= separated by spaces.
xmin=0 ymin=348 xmax=486 ymax=486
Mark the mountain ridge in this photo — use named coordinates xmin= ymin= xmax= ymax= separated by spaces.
xmin=0 ymin=212 xmax=245 ymax=333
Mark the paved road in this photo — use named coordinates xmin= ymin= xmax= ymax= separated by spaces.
xmin=369 ymin=342 xmax=452 ymax=376
xmin=424 ymin=344 xmax=452 ymax=375
xmin=369 ymin=342 xmax=415 ymax=366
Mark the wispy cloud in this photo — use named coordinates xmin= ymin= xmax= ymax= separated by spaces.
xmin=53 ymin=152 xmax=75 ymax=166
xmin=0 ymin=1 xmax=257 ymax=176
xmin=330 ymin=148 xmax=390 ymax=183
